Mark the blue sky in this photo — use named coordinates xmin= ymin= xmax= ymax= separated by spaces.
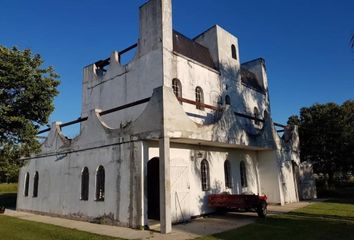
xmin=1 ymin=0 xmax=353 ymax=136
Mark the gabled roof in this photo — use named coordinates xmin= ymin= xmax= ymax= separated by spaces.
xmin=173 ymin=30 xmax=217 ymax=70
xmin=240 ymin=67 xmax=264 ymax=93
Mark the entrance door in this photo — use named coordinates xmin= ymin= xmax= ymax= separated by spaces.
xmin=171 ymin=158 xmax=191 ymax=223
xmin=147 ymin=157 xmax=160 ymax=220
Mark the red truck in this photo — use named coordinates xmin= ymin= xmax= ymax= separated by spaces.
xmin=208 ymin=193 xmax=268 ymax=217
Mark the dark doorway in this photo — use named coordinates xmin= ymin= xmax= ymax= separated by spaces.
xmin=147 ymin=157 xmax=160 ymax=220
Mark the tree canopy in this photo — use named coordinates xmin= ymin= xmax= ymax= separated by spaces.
xmin=0 ymin=46 xmax=60 ymax=182
xmin=288 ymin=101 xmax=354 ymax=185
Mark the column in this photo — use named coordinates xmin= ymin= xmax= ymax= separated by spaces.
xmin=159 ymin=136 xmax=171 ymax=234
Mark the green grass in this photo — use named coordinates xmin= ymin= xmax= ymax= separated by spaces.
xmin=0 ymin=186 xmax=353 ymax=240
xmin=0 ymin=215 xmax=124 ymax=240
xmin=0 ymin=183 xmax=17 ymax=193
xmin=198 ymin=188 xmax=354 ymax=240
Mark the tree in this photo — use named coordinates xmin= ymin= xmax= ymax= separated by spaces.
xmin=0 ymin=46 xmax=59 ymax=182
xmin=341 ymin=100 xmax=354 ymax=174
xmin=288 ymin=101 xmax=354 ymax=187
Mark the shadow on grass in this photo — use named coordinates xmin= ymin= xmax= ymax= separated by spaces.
xmin=325 ymin=198 xmax=354 ymax=204
xmin=0 ymin=193 xmax=17 ymax=209
xmin=200 ymin=187 xmax=354 ymax=240
xmin=287 ymin=211 xmax=354 ymax=222
xmin=205 ymin=212 xmax=354 ymax=240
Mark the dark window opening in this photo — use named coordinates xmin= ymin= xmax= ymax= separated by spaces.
xmin=24 ymin=173 xmax=30 ymax=197
xmin=96 ymin=166 xmax=105 ymax=201
xmin=81 ymin=167 xmax=89 ymax=201
xmin=201 ymin=159 xmax=210 ymax=191
xmin=240 ymin=161 xmax=248 ymax=188
xmin=224 ymin=160 xmax=232 ymax=188
xmin=172 ymin=78 xmax=182 ymax=101
xmin=254 ymin=107 xmax=261 ymax=126
xmin=195 ymin=86 xmax=204 ymax=110
xmin=33 ymin=171 xmax=39 ymax=198
xmin=264 ymin=110 xmax=269 ymax=120
xmin=225 ymin=95 xmax=231 ymax=105
xmin=231 ymin=44 xmax=237 ymax=60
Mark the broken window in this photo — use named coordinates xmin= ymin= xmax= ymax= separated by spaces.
xmin=201 ymin=159 xmax=210 ymax=191
xmin=81 ymin=167 xmax=89 ymax=201
xmin=240 ymin=161 xmax=247 ymax=188
xmin=224 ymin=160 xmax=232 ymax=188
xmin=172 ymin=78 xmax=182 ymax=99
xmin=254 ymin=107 xmax=261 ymax=126
xmin=33 ymin=171 xmax=39 ymax=198
xmin=96 ymin=165 xmax=105 ymax=201
xmin=195 ymin=86 xmax=204 ymax=110
xmin=231 ymin=44 xmax=237 ymax=60
xmin=225 ymin=95 xmax=231 ymax=105
xmin=24 ymin=172 xmax=30 ymax=197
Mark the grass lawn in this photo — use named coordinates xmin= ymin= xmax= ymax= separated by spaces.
xmin=0 ymin=185 xmax=353 ymax=240
xmin=0 ymin=215 xmax=123 ymax=240
xmin=0 ymin=183 xmax=17 ymax=193
xmin=199 ymin=187 xmax=354 ymax=240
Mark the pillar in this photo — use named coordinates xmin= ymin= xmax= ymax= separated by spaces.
xmin=159 ymin=136 xmax=171 ymax=234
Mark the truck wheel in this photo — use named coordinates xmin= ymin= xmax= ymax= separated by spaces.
xmin=257 ymin=202 xmax=267 ymax=218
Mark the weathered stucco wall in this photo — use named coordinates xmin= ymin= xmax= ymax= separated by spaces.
xmin=147 ymin=143 xmax=262 ymax=223
xmin=257 ymin=151 xmax=283 ymax=204
xmin=17 ymin=0 xmax=304 ymax=232
xmin=18 ymin=140 xmax=143 ymax=227
xmin=81 ymin=0 xmax=168 ymax=129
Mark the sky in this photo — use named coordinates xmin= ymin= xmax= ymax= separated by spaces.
xmin=1 ymin=0 xmax=353 ymax=137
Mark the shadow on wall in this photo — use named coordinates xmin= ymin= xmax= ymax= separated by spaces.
xmin=191 ymin=155 xmax=261 ymax=217
xmin=210 ymin=62 xmax=274 ymax=147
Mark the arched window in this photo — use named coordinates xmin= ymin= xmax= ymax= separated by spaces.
xmin=172 ymin=78 xmax=182 ymax=99
xmin=24 ymin=172 xmax=30 ymax=197
xmin=240 ymin=161 xmax=248 ymax=188
xmin=201 ymin=159 xmax=210 ymax=191
xmin=254 ymin=107 xmax=261 ymax=126
xmin=224 ymin=160 xmax=232 ymax=188
xmin=263 ymin=110 xmax=269 ymax=120
xmin=225 ymin=95 xmax=231 ymax=105
xmin=96 ymin=166 xmax=105 ymax=201
xmin=195 ymin=86 xmax=204 ymax=110
xmin=81 ymin=167 xmax=89 ymax=201
xmin=33 ymin=171 xmax=39 ymax=198
xmin=231 ymin=44 xmax=237 ymax=60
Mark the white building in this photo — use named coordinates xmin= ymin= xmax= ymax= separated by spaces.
xmin=17 ymin=0 xmax=311 ymax=234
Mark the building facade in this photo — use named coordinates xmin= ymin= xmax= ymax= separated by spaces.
xmin=17 ymin=0 xmax=309 ymax=233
